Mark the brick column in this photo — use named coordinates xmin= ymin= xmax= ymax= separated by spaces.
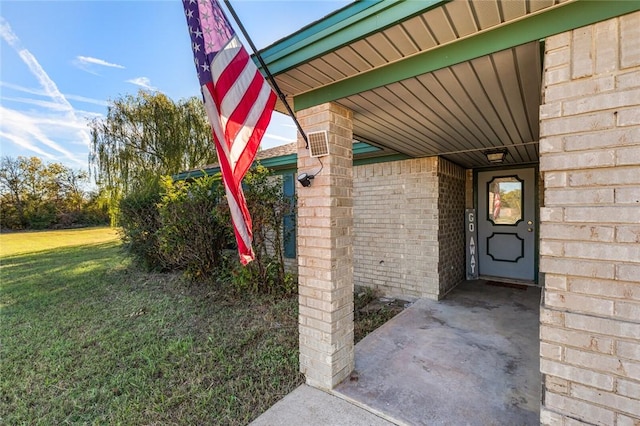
xmin=296 ymin=102 xmax=354 ymax=390
xmin=539 ymin=12 xmax=640 ymax=425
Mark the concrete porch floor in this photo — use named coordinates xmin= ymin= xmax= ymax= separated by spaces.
xmin=251 ymin=280 xmax=541 ymax=425
xmin=335 ymin=279 xmax=542 ymax=425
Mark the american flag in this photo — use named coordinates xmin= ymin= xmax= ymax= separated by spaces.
xmin=183 ymin=0 xmax=276 ymax=265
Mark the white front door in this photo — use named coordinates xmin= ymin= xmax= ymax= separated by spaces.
xmin=477 ymin=168 xmax=536 ymax=282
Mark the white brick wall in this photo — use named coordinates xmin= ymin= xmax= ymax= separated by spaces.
xmin=539 ymin=12 xmax=640 ymax=425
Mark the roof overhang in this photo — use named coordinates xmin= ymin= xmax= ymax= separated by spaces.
xmin=258 ymin=0 xmax=640 ymax=168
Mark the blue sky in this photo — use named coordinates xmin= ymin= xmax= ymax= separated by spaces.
xmin=0 ymin=0 xmax=350 ymax=171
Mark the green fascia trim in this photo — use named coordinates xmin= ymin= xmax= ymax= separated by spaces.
xmin=174 ymin=143 xmax=394 ymax=180
xmin=259 ymin=0 xmax=384 ymax=59
xmin=260 ymin=154 xmax=297 ymax=168
xmin=262 ymin=142 xmax=381 ymax=166
xmin=173 ymin=155 xmax=298 ymax=181
xmin=269 ymin=167 xmax=297 ymax=177
xmin=353 ymin=141 xmax=381 ymax=155
xmin=258 ymin=0 xmax=449 ymax=75
xmin=172 ymin=169 xmax=212 ymax=181
xmin=295 ymin=0 xmax=640 ymax=111
xmin=354 ymin=153 xmax=410 ymax=166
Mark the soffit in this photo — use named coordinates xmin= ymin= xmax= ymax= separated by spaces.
xmin=271 ymin=0 xmax=565 ymax=97
xmin=340 ymin=41 xmax=542 ymax=168
xmin=265 ymin=0 xmax=639 ymax=168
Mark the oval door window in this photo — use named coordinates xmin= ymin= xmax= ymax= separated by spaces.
xmin=487 ymin=175 xmax=523 ymax=225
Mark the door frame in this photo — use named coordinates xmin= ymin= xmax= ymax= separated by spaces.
xmin=473 ymin=164 xmax=540 ymax=285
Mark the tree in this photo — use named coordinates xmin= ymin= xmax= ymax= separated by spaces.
xmin=88 ymin=90 xmax=216 ymax=222
xmin=0 ymin=156 xmax=98 ymax=230
xmin=0 ymin=156 xmax=27 ymax=228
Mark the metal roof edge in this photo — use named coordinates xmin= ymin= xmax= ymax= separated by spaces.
xmin=173 ymin=142 xmax=391 ymax=180
xmin=256 ymin=0 xmax=449 ymax=75
xmin=294 ymin=0 xmax=640 ymax=111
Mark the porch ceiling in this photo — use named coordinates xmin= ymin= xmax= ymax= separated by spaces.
xmin=260 ymin=0 xmax=640 ymax=168
xmin=337 ymin=41 xmax=542 ymax=168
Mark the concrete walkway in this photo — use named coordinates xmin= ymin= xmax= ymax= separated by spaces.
xmin=250 ymin=385 xmax=398 ymax=426
xmin=251 ymin=280 xmax=541 ymax=425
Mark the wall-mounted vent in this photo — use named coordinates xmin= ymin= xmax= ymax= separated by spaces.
xmin=308 ymin=130 xmax=329 ymax=157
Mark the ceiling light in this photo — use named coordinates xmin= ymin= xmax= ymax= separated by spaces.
xmin=484 ymin=148 xmax=508 ymax=164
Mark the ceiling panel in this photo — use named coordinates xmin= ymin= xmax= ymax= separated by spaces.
xmin=346 ymin=39 xmax=387 ymax=68
xmin=383 ymin=25 xmax=420 ymax=57
xmin=324 ymin=51 xmax=359 ymax=76
xmin=337 ymin=42 xmax=542 ymax=168
xmin=529 ymin=0 xmax=557 ymax=13
xmin=269 ymin=0 xmax=562 ymax=168
xmin=469 ymin=1 xmax=502 ymax=29
xmin=400 ymin=16 xmax=437 ymax=51
xmin=432 ymin=68 xmax=495 ymax=145
xmin=443 ymin=1 xmax=479 ymax=37
xmin=500 ymin=0 xmax=528 ymax=21
xmin=426 ymin=7 xmax=458 ymax=44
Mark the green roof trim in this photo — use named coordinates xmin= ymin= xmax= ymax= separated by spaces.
xmin=294 ymin=0 xmax=640 ymax=111
xmin=173 ymin=142 xmax=389 ymax=180
xmin=258 ymin=0 xmax=449 ymax=75
xmin=260 ymin=153 xmax=297 ymax=168
xmin=172 ymin=169 xmax=212 ymax=181
xmin=354 ymin=153 xmax=410 ymax=166
xmin=353 ymin=141 xmax=381 ymax=155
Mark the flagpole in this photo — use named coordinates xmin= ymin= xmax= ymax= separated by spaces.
xmin=223 ymin=0 xmax=310 ymax=149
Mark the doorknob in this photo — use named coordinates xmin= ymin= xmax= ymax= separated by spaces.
xmin=527 ymin=220 xmax=533 ymax=225
xmin=527 ymin=228 xmax=533 ymax=232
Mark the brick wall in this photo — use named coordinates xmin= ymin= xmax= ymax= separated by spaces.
xmin=353 ymin=157 xmax=439 ymax=298
xmin=539 ymin=13 xmax=640 ymax=425
xmin=353 ymin=156 xmax=466 ymax=299
xmin=437 ymin=158 xmax=466 ymax=296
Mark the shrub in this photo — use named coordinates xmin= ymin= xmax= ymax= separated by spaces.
xmin=221 ymin=165 xmax=297 ymax=296
xmin=157 ymin=173 xmax=233 ymax=280
xmin=117 ymin=166 xmax=296 ymax=295
xmin=25 ymin=202 xmax=56 ymax=230
xmin=224 ymin=254 xmax=297 ymax=297
xmin=118 ymin=178 xmax=167 ymax=271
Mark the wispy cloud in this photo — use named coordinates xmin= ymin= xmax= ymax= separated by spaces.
xmin=0 ymin=130 xmax=57 ymax=160
xmin=126 ymin=77 xmax=157 ymax=91
xmin=0 ymin=17 xmax=91 ymax=168
xmin=76 ymin=55 xmax=125 ymax=69
xmin=65 ymin=94 xmax=109 ymax=107
xmin=1 ymin=81 xmax=110 ymax=107
xmin=73 ymin=55 xmax=125 ymax=75
xmin=1 ymin=107 xmax=87 ymax=166
xmin=263 ymin=132 xmax=294 ymax=143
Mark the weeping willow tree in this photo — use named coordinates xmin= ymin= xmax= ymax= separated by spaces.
xmin=89 ymin=90 xmax=216 ymax=223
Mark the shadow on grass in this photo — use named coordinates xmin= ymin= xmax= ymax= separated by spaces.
xmin=1 ymin=241 xmax=126 ymax=311
xmin=1 ymin=242 xmax=303 ymax=425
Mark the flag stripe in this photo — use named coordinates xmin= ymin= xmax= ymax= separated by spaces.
xmin=225 ymin=70 xmax=264 ymax=158
xmin=183 ymin=0 xmax=276 ymax=265
xmin=203 ymin=85 xmax=253 ymax=253
xmin=210 ymin=38 xmax=242 ymax=84
xmin=227 ymin=73 xmax=269 ymax=161
xmin=231 ymin=81 xmax=275 ymax=177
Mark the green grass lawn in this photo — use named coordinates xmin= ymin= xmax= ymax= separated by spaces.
xmin=0 ymin=226 xmax=120 ymax=257
xmin=0 ymin=228 xmax=302 ymax=425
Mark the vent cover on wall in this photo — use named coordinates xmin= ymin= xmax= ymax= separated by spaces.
xmin=308 ymin=130 xmax=329 ymax=157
